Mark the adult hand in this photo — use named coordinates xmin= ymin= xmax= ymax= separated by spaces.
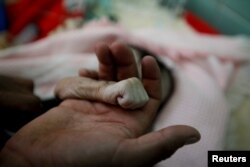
xmin=0 ymin=41 xmax=200 ymax=167
xmin=0 ymin=75 xmax=42 ymax=131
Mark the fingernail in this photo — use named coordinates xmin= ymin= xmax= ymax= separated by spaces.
xmin=185 ymin=137 xmax=200 ymax=145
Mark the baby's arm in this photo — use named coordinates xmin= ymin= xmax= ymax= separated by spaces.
xmin=55 ymin=77 xmax=149 ymax=109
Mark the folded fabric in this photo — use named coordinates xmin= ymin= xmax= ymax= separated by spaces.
xmin=0 ymin=19 xmax=249 ymax=167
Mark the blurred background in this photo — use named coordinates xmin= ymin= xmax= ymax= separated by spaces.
xmin=0 ymin=0 xmax=249 ymax=151
xmin=1 ymin=0 xmax=250 ymax=47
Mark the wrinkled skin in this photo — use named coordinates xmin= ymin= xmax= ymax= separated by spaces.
xmin=0 ymin=41 xmax=200 ymax=167
xmin=55 ymin=76 xmax=149 ymax=110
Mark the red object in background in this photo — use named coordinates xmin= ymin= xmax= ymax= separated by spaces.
xmin=7 ymin=0 xmax=60 ymax=36
xmin=6 ymin=0 xmax=32 ymax=22
xmin=184 ymin=11 xmax=220 ymax=35
xmin=5 ymin=0 xmax=84 ymax=42
xmin=37 ymin=0 xmax=84 ymax=38
xmin=36 ymin=0 xmax=67 ymax=38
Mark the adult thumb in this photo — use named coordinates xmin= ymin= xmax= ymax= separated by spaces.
xmin=114 ymin=125 xmax=200 ymax=167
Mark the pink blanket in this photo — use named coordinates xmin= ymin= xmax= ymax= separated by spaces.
xmin=0 ymin=19 xmax=249 ymax=166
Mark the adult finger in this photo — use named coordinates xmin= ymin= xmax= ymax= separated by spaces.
xmin=141 ymin=56 xmax=162 ymax=112
xmin=0 ymin=92 xmax=42 ymax=113
xmin=78 ymin=68 xmax=99 ymax=80
xmin=109 ymin=41 xmax=139 ymax=81
xmin=0 ymin=75 xmax=34 ymax=93
xmin=113 ymin=125 xmax=200 ymax=167
xmin=95 ymin=42 xmax=116 ymax=81
xmin=0 ymin=92 xmax=42 ymax=131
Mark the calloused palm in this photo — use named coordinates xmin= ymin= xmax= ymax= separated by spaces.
xmin=0 ymin=41 xmax=200 ymax=167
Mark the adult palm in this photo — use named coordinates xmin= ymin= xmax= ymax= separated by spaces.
xmin=0 ymin=41 xmax=200 ymax=167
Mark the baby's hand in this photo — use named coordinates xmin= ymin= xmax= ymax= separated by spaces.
xmin=101 ymin=77 xmax=149 ymax=109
